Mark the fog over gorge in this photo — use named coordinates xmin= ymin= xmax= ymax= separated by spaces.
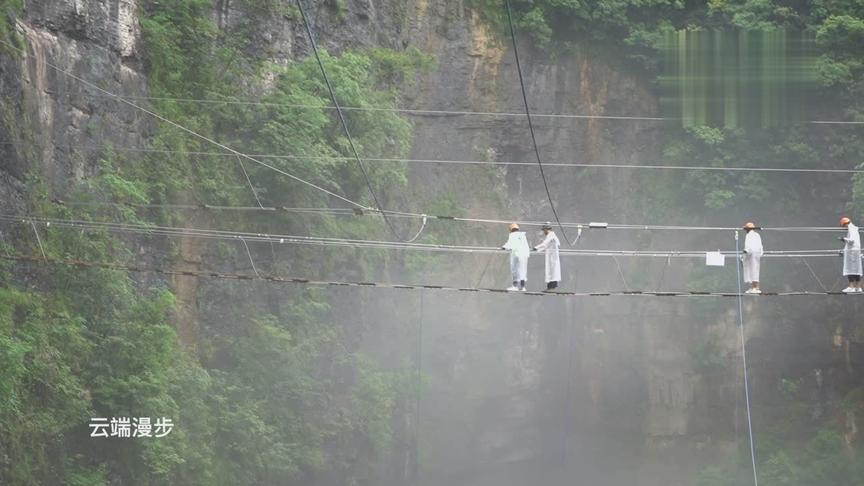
xmin=1 ymin=1 xmax=863 ymax=485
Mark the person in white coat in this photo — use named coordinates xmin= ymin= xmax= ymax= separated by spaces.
xmin=741 ymin=222 xmax=763 ymax=294
xmin=533 ymin=222 xmax=561 ymax=291
xmin=839 ymin=217 xmax=862 ymax=293
xmin=501 ymin=223 xmax=530 ymax=291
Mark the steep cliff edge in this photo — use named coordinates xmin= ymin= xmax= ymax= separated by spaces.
xmin=0 ymin=1 xmax=737 ymax=483
xmin=1 ymin=1 xmax=860 ymax=485
xmin=0 ymin=1 xmax=148 ymax=203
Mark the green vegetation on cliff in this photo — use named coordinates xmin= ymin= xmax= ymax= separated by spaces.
xmin=482 ymin=2 xmax=864 ymax=483
xmin=3 ymin=0 xmax=864 ymax=484
xmin=0 ymin=0 xmax=432 ymax=484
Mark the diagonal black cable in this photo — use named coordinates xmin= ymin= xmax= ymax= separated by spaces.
xmin=503 ymin=0 xmax=576 ymax=246
xmin=295 ymin=0 xmax=405 ymax=241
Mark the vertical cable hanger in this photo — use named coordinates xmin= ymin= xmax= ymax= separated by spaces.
xmin=474 ymin=252 xmax=497 ymax=288
xmin=734 ymin=230 xmax=760 ymax=486
xmin=560 ymin=298 xmax=576 ymax=468
xmin=29 ymin=220 xmax=48 ymax=261
xmin=240 ymin=237 xmax=262 ymax=277
xmin=412 ymin=288 xmax=424 ymax=482
xmin=800 ymin=256 xmax=829 ymax=292
xmin=612 ymin=255 xmax=632 ymax=291
xmin=654 ymin=254 xmax=672 ymax=292
xmin=236 ymin=154 xmax=265 ymax=209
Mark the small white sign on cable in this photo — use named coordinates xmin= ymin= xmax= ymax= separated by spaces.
xmin=706 ymin=251 xmax=726 ymax=267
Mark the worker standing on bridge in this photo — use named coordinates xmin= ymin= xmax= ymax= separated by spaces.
xmin=839 ymin=217 xmax=862 ymax=293
xmin=502 ymin=223 xmax=530 ymax=291
xmin=533 ymin=222 xmax=561 ymax=291
xmin=741 ymin=222 xmax=763 ymax=294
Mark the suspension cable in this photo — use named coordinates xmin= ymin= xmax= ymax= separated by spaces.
xmin=48 ymin=199 xmax=857 ymax=234
xmin=6 ymin=141 xmax=860 ymax=175
xmin=2 ymin=214 xmax=850 ymax=257
xmin=294 ymin=0 xmax=406 ymax=241
xmin=504 ymin=0 xmax=576 ymax=246
xmin=70 ymin=92 xmax=864 ymax=125
xmin=0 ymin=38 xmax=369 ymax=211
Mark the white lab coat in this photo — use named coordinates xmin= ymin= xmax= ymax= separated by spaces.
xmin=843 ymin=223 xmax=862 ymax=276
xmin=503 ymin=231 xmax=530 ymax=281
xmin=534 ymin=231 xmax=561 ymax=283
xmin=742 ymin=231 xmax=763 ymax=283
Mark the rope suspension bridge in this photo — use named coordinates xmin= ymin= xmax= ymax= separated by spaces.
xmin=7 ymin=5 xmax=864 ymax=484
xmin=7 ymin=253 xmax=861 ymax=298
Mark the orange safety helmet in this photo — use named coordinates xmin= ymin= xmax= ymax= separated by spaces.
xmin=508 ymin=223 xmax=520 ymax=232
xmin=841 ymin=217 xmax=852 ymax=227
xmin=743 ymin=222 xmax=757 ymax=230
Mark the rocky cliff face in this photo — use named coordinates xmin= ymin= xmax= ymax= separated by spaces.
xmin=3 ymin=2 xmax=853 ymax=485
xmin=0 ymin=0 xmax=148 ymax=204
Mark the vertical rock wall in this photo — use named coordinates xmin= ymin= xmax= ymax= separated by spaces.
xmin=0 ymin=0 xmax=148 ymax=204
xmin=5 ymin=2 xmax=852 ymax=485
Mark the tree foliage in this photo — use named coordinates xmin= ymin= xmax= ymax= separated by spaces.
xmin=1 ymin=0 xmax=432 ymax=484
